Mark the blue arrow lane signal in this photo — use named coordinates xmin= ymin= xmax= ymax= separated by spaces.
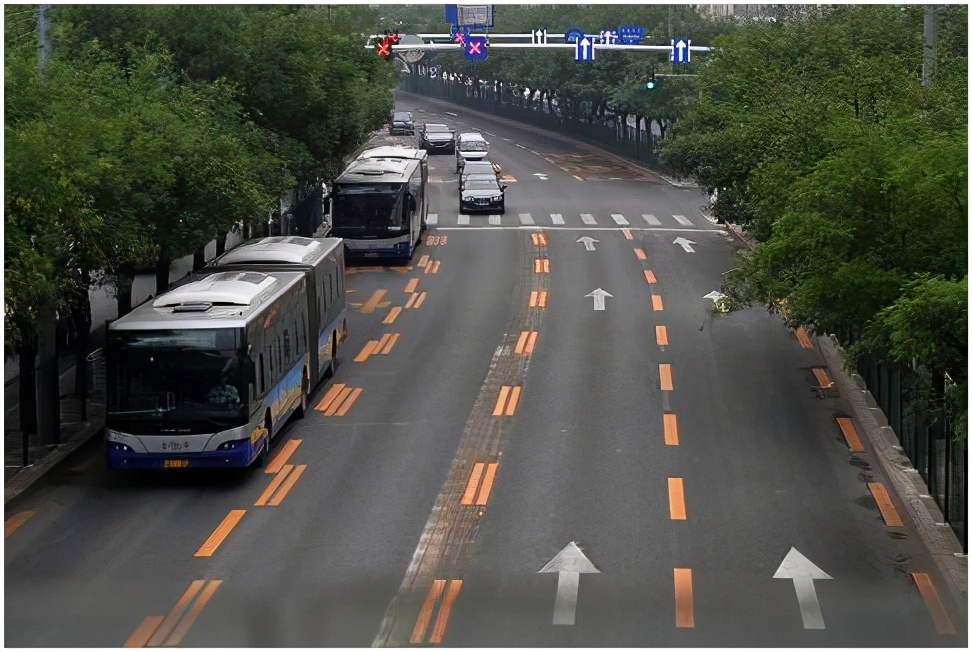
xmin=564 ymin=27 xmax=584 ymax=43
xmin=575 ymin=36 xmax=595 ymax=62
xmin=671 ymin=38 xmax=691 ymax=64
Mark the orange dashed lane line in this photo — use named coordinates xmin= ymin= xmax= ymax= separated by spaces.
xmin=355 ymin=341 xmax=378 ymax=362
xmin=424 ymin=260 xmax=441 ymax=275
xmin=334 ymin=388 xmax=363 ymax=417
xmin=379 ymin=333 xmax=400 ymax=354
xmin=413 ymin=292 xmax=427 ymax=309
xmin=146 ymin=580 xmax=206 ymax=646
xmin=5 ymin=511 xmax=36 ymax=538
xmin=124 ymin=616 xmax=164 ymax=648
xmin=644 ymin=270 xmax=657 ymax=284
xmin=812 ymin=367 xmax=833 ymax=388
xmin=795 ymin=325 xmax=814 ymax=349
xmin=268 ymin=464 xmax=307 ymax=506
xmin=836 ymin=417 xmax=865 ymax=452
xmin=514 ymin=331 xmax=539 ymax=355
xmin=166 ymin=579 xmax=223 ymax=646
xmin=411 ymin=580 xmax=447 ymax=643
xmin=315 ymin=383 xmax=346 ymax=412
xmin=405 ymin=293 xmax=419 ymax=309
xmin=461 ymin=463 xmax=486 ymax=506
xmin=405 ymin=278 xmax=419 ymax=293
xmin=383 ymin=307 xmax=402 ymax=324
xmin=534 ymin=259 xmax=550 ymax=274
xmin=492 ymin=386 xmax=511 ymax=417
xmin=656 ymin=326 xmax=668 ymax=346
xmin=664 ymin=414 xmax=679 ymax=446
xmin=195 ymin=510 xmax=245 ymax=557
xmin=659 ymin=364 xmax=674 ymax=391
xmin=515 ymin=331 xmax=529 ymax=354
xmin=622 ymin=228 xmax=633 ymax=240
xmin=529 ymin=291 xmax=548 ymax=308
xmin=475 ymin=463 xmax=499 ymax=505
xmin=652 ymin=295 xmax=664 ymax=311
xmin=429 ymin=579 xmax=463 ymax=643
xmin=634 ymin=248 xmax=647 ymax=261
xmin=324 ymin=386 xmax=353 ymax=416
xmin=868 ymin=482 xmax=904 ymax=527
xmin=668 ymin=478 xmax=687 ymax=520
xmin=504 ymin=386 xmax=522 ymax=416
xmin=265 ymin=438 xmax=301 ymax=475
xmin=256 ymin=465 xmax=293 ymax=506
xmin=911 ymin=572 xmax=956 ymax=635
xmin=376 ymin=334 xmax=392 ymax=353
xmin=674 ymin=569 xmax=695 ymax=628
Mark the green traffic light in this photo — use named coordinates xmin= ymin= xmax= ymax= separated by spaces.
xmin=645 ymin=80 xmax=655 ymax=90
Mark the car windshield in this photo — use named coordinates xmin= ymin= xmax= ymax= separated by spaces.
xmin=393 ymin=113 xmax=411 ymax=122
xmin=463 ymin=164 xmax=494 ymax=174
xmin=460 ymin=140 xmax=488 ymax=152
xmin=425 ymin=124 xmax=449 ymax=131
xmin=107 ymin=329 xmax=249 ymax=435
xmin=464 ymin=180 xmax=500 ymax=191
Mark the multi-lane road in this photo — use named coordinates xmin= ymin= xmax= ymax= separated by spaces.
xmin=5 ymin=94 xmax=966 ymax=648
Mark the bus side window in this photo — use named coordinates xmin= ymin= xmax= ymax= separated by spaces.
xmin=320 ymin=273 xmax=328 ymax=316
xmin=283 ymin=329 xmax=291 ymax=364
xmin=257 ymin=354 xmax=264 ymax=396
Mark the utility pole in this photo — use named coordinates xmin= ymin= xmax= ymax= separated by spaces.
xmin=922 ymin=5 xmax=936 ymax=87
xmin=37 ymin=5 xmax=50 ymax=71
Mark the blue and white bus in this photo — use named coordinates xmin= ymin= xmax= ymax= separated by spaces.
xmin=329 ymin=150 xmax=428 ymax=260
xmin=209 ymin=236 xmax=347 ymax=391
xmin=106 ymin=270 xmax=324 ymax=469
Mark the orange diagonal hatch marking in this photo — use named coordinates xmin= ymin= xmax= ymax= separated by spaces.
xmin=124 ymin=616 xmax=164 ymax=648
xmin=504 ymin=386 xmax=522 ymax=416
xmin=315 ymin=383 xmax=346 ymax=412
xmin=411 ymin=579 xmax=446 ymax=644
xmin=5 ymin=511 xmax=36 ymax=538
xmin=462 ymin=463 xmax=486 ymax=506
xmin=659 ymin=364 xmax=674 ymax=391
xmin=493 ymin=386 xmax=511 ymax=417
xmin=265 ymin=438 xmax=301 ymax=475
xmin=836 ymin=417 xmax=865 ymax=452
xmin=334 ymin=388 xmax=363 ymax=417
xmin=674 ymin=568 xmax=695 ymax=628
xmin=166 ymin=580 xmax=222 ymax=646
xmin=475 ymin=463 xmax=499 ymax=505
xmin=268 ymin=464 xmax=307 ymax=506
xmin=668 ymin=478 xmax=687 ymax=520
xmin=429 ymin=579 xmax=463 ymax=643
xmin=324 ymin=387 xmax=354 ymax=416
xmin=405 ymin=278 xmax=419 ymax=293
xmin=911 ymin=572 xmax=956 ymax=635
xmin=195 ymin=510 xmax=245 ymax=557
xmin=146 ymin=580 xmax=206 ymax=647
xmin=664 ymin=414 xmax=679 ymax=446
xmin=256 ymin=465 xmax=293 ymax=506
xmin=383 ymin=306 xmax=402 ymax=324
xmin=868 ymin=482 xmax=904 ymax=527
xmin=414 ymin=292 xmax=427 ymax=308
xmin=354 ymin=341 xmax=377 ymax=363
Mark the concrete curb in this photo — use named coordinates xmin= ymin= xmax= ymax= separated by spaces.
xmin=817 ymin=335 xmax=968 ymax=620
xmin=397 ymin=89 xmax=695 ymax=189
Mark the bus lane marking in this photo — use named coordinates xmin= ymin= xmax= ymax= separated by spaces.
xmin=355 ymin=341 xmax=378 ymax=363
xmin=128 ymin=579 xmax=223 ymax=647
xmin=360 ymin=289 xmax=388 ymax=313
xmin=268 ymin=464 xmax=307 ymax=506
xmin=265 ymin=438 xmax=301 ymax=474
xmin=383 ymin=307 xmax=403 ymax=324
xmin=195 ymin=510 xmax=245 ymax=557
xmin=835 ymin=417 xmax=865 ymax=452
xmin=256 ymin=466 xmax=293 ymax=506
xmin=5 ymin=511 xmax=36 ymax=538
xmin=911 ymin=572 xmax=956 ymax=635
xmin=405 ymin=279 xmax=420 ymax=293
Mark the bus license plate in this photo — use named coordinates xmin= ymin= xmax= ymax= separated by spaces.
xmin=163 ymin=460 xmax=189 ymax=469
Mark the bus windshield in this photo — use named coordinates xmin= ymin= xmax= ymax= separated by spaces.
xmin=107 ymin=329 xmax=249 ymax=435
xmin=331 ymin=184 xmax=405 ymax=236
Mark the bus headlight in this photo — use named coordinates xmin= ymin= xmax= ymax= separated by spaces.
xmin=109 ymin=442 xmax=132 ymax=452
xmin=218 ymin=440 xmax=245 ymax=451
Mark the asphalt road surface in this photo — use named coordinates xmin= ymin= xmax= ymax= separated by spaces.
xmin=4 ymin=94 xmax=965 ymax=648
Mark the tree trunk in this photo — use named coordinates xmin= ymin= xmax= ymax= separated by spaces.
xmin=70 ymin=290 xmax=92 ymax=421
xmin=155 ymin=246 xmax=172 ymax=296
xmin=116 ymin=269 xmax=134 ymax=318
xmin=192 ymin=248 xmax=206 ymax=272
xmin=35 ymin=303 xmax=61 ymax=447
xmin=216 ymin=232 xmax=227 ymax=257
xmin=18 ymin=340 xmax=38 ymax=453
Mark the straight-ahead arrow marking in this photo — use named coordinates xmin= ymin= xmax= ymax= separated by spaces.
xmin=673 ymin=237 xmax=696 ymax=253
xmin=774 ymin=547 xmax=832 ymax=629
xmin=539 ymin=542 xmax=600 ymax=625
xmin=576 ymin=236 xmax=599 ymax=251
xmin=585 ymin=288 xmax=613 ymax=311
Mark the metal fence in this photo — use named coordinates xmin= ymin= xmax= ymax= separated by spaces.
xmin=400 ymin=73 xmax=659 ymax=168
xmin=858 ymin=360 xmax=967 ymax=551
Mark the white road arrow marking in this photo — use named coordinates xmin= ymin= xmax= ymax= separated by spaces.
xmin=576 ymin=236 xmax=599 ymax=251
xmin=539 ymin=542 xmax=600 ymax=625
xmin=533 ymin=173 xmax=549 ymax=180
xmin=774 ymin=547 xmax=832 ymax=630
xmin=584 ymin=288 xmax=613 ymax=311
xmin=673 ymin=236 xmax=696 ymax=253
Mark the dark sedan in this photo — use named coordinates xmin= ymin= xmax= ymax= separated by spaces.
xmin=389 ymin=111 xmax=415 ymax=135
xmin=459 ymin=177 xmax=507 ymax=214
xmin=420 ymin=123 xmax=455 ymax=154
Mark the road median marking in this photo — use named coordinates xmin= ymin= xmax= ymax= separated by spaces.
xmin=530 ymin=290 xmax=548 ymax=308
xmin=534 ymin=258 xmax=550 ymax=274
xmin=531 ymin=232 xmax=548 ymax=247
xmin=195 ymin=510 xmax=245 ymax=557
xmin=5 ymin=511 xmax=36 ymax=538
xmin=360 ymin=289 xmax=388 ymax=313
xmin=424 ymin=260 xmax=441 ymax=274
xmin=674 ymin=568 xmax=695 ymax=628
xmin=659 ymin=364 xmax=674 ymax=391
xmin=405 ymin=278 xmax=420 ymax=293
xmin=383 ymin=306 xmax=403 ymax=323
xmin=265 ymin=438 xmax=301 ymax=475
xmin=492 ymin=385 xmax=522 ymax=416
xmin=835 ymin=417 xmax=865 ymax=452
xmin=664 ymin=414 xmax=679 ymax=446
xmin=911 ymin=572 xmax=956 ymax=634
xmin=514 ymin=331 xmax=539 ymax=355
xmin=126 ymin=579 xmax=222 ymax=647
xmin=315 ymin=384 xmax=363 ymax=416
xmin=868 ymin=482 xmax=904 ymax=527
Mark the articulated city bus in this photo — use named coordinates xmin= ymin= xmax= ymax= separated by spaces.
xmin=329 ymin=151 xmax=428 ymax=259
xmin=209 ymin=236 xmax=347 ymax=391
xmin=106 ymin=270 xmax=318 ymax=469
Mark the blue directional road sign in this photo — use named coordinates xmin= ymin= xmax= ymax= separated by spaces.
xmin=465 ymin=35 xmax=488 ymax=61
xmin=575 ymin=36 xmax=595 ymax=62
xmin=564 ymin=27 xmax=584 ymax=43
xmin=671 ymin=38 xmax=691 ymax=64
xmin=616 ymin=25 xmax=646 ymax=45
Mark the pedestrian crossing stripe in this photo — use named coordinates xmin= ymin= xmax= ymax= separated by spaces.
xmin=422 ymin=213 xmax=713 ymax=229
xmin=580 ymin=214 xmax=597 ymax=225
xmin=550 ymin=213 xmax=564 ymax=225
xmin=611 ymin=214 xmax=630 ymax=226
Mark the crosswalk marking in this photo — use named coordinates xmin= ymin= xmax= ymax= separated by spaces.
xmin=550 ymin=213 xmax=564 ymax=225
xmin=519 ymin=213 xmax=535 ymax=225
xmin=424 ymin=213 xmax=713 ymax=229
xmin=644 ymin=214 xmax=661 ymax=226
xmin=427 ymin=213 xmax=438 ymax=226
xmin=458 ymin=214 xmax=470 ymax=225
xmin=580 ymin=213 xmax=597 ymax=225
xmin=673 ymin=214 xmax=693 ymax=226
xmin=611 ymin=213 xmax=630 ymax=226
xmin=488 ymin=215 xmax=501 ymax=225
